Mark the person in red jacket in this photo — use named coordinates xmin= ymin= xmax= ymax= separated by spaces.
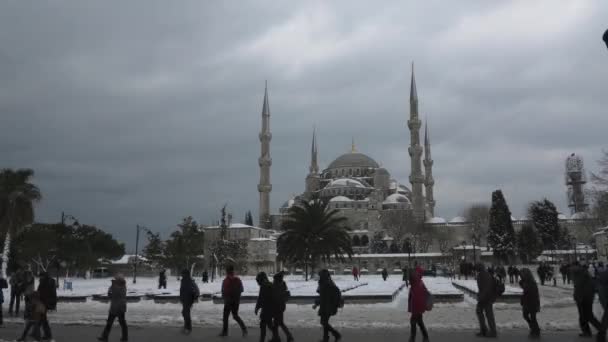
xmin=408 ymin=271 xmax=429 ymax=342
xmin=219 ymin=265 xmax=247 ymax=337
xmin=414 ymin=261 xmax=424 ymax=278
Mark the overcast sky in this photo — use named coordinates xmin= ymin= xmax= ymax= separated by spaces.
xmin=1 ymin=1 xmax=607 ymax=250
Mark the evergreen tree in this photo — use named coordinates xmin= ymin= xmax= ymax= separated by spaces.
xmin=244 ymin=211 xmax=254 ymax=226
xmin=164 ymin=216 xmax=205 ymax=271
xmin=516 ymin=223 xmax=542 ymax=263
xmin=487 ymin=190 xmax=516 ymax=262
xmin=142 ymin=231 xmax=166 ymax=268
xmin=528 ymin=199 xmax=559 ymax=250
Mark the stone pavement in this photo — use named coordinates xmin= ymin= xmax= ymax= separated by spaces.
xmin=0 ymin=323 xmax=594 ymax=342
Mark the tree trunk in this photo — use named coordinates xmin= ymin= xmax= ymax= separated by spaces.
xmin=1 ymin=231 xmax=11 ymax=279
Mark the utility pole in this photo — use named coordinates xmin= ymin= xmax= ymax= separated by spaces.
xmin=134 ymin=225 xmax=141 ymax=284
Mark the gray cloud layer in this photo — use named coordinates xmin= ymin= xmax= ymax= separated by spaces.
xmin=1 ymin=1 xmax=607 ymax=249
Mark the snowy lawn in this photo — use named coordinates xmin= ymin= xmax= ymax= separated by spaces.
xmin=451 ymin=279 xmax=522 ymax=295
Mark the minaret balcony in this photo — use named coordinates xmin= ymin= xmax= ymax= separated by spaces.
xmin=409 ymin=174 xmax=425 ymax=183
xmin=423 ymin=160 xmax=434 ymax=167
xmin=258 ymin=184 xmax=272 ymax=192
xmin=259 ymin=132 xmax=273 ymax=141
xmin=408 ymin=146 xmax=423 ymax=156
xmin=258 ymin=157 xmax=272 ymax=167
xmin=407 ymin=120 xmax=421 ymax=130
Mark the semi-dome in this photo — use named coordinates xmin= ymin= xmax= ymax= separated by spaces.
xmin=327 ymin=152 xmax=379 ymax=170
xmin=389 ymin=180 xmax=411 ymax=194
xmin=449 ymin=216 xmax=467 ymax=223
xmin=329 ymin=196 xmax=352 ymax=202
xmin=426 ymin=217 xmax=447 ymax=224
xmin=571 ymin=212 xmax=590 ymax=220
xmin=375 ymin=167 xmax=390 ymax=175
xmin=558 ymin=213 xmax=568 ymax=220
xmin=281 ymin=198 xmax=296 ymax=208
xmin=383 ymin=193 xmax=411 ymax=204
xmin=327 ymin=178 xmax=366 ymax=188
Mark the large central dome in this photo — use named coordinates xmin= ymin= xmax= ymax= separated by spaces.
xmin=327 ymin=152 xmax=380 ymax=170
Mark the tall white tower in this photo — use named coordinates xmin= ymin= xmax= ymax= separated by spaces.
xmin=258 ymin=82 xmax=272 ymax=228
xmin=408 ymin=63 xmax=426 ymax=223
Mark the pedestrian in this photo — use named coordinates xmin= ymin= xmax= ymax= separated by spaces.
xmin=572 ymin=264 xmax=602 ymax=338
xmin=313 ymin=269 xmax=342 ymax=342
xmin=17 ymin=291 xmax=45 ymax=342
xmin=560 ymin=264 xmax=568 ymax=285
xmin=37 ymin=272 xmax=57 ymax=341
xmin=475 ymin=263 xmax=497 ymax=338
xmin=179 ymin=269 xmax=200 ymax=335
xmin=272 ymin=271 xmax=294 ymax=342
xmin=219 ymin=265 xmax=248 ymax=337
xmin=519 ymin=268 xmax=540 ymax=338
xmin=158 ymin=270 xmax=167 ymax=290
xmin=537 ymin=263 xmax=546 ymax=286
xmin=507 ymin=266 xmax=514 ymax=284
xmin=255 ymin=272 xmax=278 ymax=342
xmin=352 ymin=266 xmax=359 ymax=281
xmin=566 ymin=263 xmax=572 ymax=284
xmin=596 ymin=266 xmax=608 ymax=342
xmin=0 ymin=275 xmax=7 ymax=326
xmin=9 ymin=268 xmax=24 ymax=316
xmin=431 ymin=264 xmax=437 ymax=277
xmin=497 ymin=265 xmax=506 ymax=284
xmin=402 ymin=266 xmax=410 ymax=287
xmin=202 ymin=270 xmax=209 ymax=284
xmin=382 ymin=268 xmax=389 ymax=281
xmin=513 ymin=266 xmax=520 ymax=283
xmin=408 ymin=270 xmax=430 ymax=342
xmin=97 ymin=275 xmax=128 ymax=342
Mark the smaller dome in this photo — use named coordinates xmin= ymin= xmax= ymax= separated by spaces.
xmin=520 ymin=215 xmax=530 ymax=221
xmin=426 ymin=217 xmax=447 ymax=224
xmin=449 ymin=216 xmax=467 ymax=224
xmin=571 ymin=212 xmax=590 ymax=220
xmin=281 ymin=198 xmax=296 ymax=208
xmin=330 ymin=196 xmax=352 ymax=202
xmin=511 ymin=215 xmax=517 ymax=221
xmin=383 ymin=193 xmax=411 ymax=204
xmin=558 ymin=213 xmax=568 ymax=220
xmin=327 ymin=178 xmax=365 ymax=188
xmin=375 ymin=168 xmax=389 ymax=176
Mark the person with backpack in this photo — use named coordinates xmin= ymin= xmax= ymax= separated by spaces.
xmin=255 ymin=272 xmax=278 ymax=342
xmin=219 ymin=265 xmax=247 ymax=337
xmin=272 ymin=271 xmax=294 ymax=342
xmin=179 ymin=269 xmax=200 ymax=335
xmin=97 ymin=275 xmax=128 ymax=342
xmin=572 ymin=264 xmax=601 ymax=338
xmin=313 ymin=269 xmax=342 ymax=342
xmin=519 ymin=268 xmax=540 ymax=338
xmin=408 ymin=270 xmax=430 ymax=342
xmin=37 ymin=272 xmax=57 ymax=341
xmin=475 ymin=263 xmax=497 ymax=338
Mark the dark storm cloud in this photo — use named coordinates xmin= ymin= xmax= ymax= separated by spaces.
xmin=1 ymin=1 xmax=607 ymax=249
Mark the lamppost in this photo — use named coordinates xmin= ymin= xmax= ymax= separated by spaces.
xmin=133 ymin=225 xmax=150 ymax=284
xmin=405 ymin=237 xmax=412 ymax=267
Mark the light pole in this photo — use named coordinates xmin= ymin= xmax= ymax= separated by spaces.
xmin=133 ymin=225 xmax=150 ymax=284
xmin=59 ymin=212 xmax=78 ymax=288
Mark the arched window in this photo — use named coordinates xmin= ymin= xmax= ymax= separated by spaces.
xmin=361 ymin=235 xmax=369 ymax=246
xmin=352 ymin=235 xmax=360 ymax=246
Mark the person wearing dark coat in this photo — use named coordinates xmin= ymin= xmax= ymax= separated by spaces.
xmin=497 ymin=265 xmax=507 ymax=284
xmin=202 ymin=270 xmax=209 ymax=283
xmin=0 ymin=276 xmax=7 ymax=326
xmin=381 ymin=268 xmax=389 ymax=281
xmin=476 ymin=263 xmax=497 ymax=338
xmin=402 ymin=266 xmax=410 ymax=287
xmin=560 ymin=264 xmax=568 ymax=285
xmin=272 ymin=271 xmax=294 ymax=342
xmin=537 ymin=263 xmax=546 ymax=286
xmin=97 ymin=275 xmax=128 ymax=342
xmin=596 ymin=267 xmax=608 ymax=342
xmin=572 ymin=264 xmax=602 ymax=338
xmin=17 ymin=291 xmax=45 ymax=342
xmin=255 ymin=272 xmax=278 ymax=342
xmin=408 ymin=270 xmax=429 ymax=342
xmin=313 ymin=269 xmax=342 ymax=342
xmin=512 ymin=266 xmax=520 ymax=283
xmin=507 ymin=266 xmax=514 ymax=284
xmin=9 ymin=269 xmax=24 ymax=316
xmin=220 ymin=265 xmax=247 ymax=337
xmin=519 ymin=268 xmax=540 ymax=338
xmin=179 ymin=269 xmax=200 ymax=335
xmin=158 ymin=270 xmax=167 ymax=290
xmin=37 ymin=272 xmax=57 ymax=341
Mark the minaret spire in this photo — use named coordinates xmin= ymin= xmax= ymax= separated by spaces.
xmin=305 ymin=126 xmax=321 ymax=198
xmin=424 ymin=119 xmax=435 ymax=217
xmin=351 ymin=137 xmax=356 ymax=153
xmin=408 ymin=62 xmax=426 ymax=223
xmin=309 ymin=126 xmax=319 ymax=174
xmin=258 ymin=81 xmax=272 ymax=228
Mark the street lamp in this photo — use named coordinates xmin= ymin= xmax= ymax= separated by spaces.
xmin=133 ymin=225 xmax=150 ymax=284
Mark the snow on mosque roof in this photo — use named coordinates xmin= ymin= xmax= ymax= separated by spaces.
xmin=327 ymin=152 xmax=379 ymax=169
xmin=571 ymin=212 xmax=591 ymax=220
xmin=330 ymin=196 xmax=353 ymax=202
xmin=558 ymin=213 xmax=568 ymax=220
xmin=449 ymin=216 xmax=467 ymax=223
xmin=426 ymin=217 xmax=447 ymax=224
xmin=327 ymin=178 xmax=366 ymax=188
xmin=383 ymin=193 xmax=410 ymax=204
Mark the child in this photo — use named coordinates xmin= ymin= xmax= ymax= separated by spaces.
xmin=18 ymin=291 xmax=45 ymax=342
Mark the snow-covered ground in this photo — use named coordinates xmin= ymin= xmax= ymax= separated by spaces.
xmin=0 ymin=276 xmax=592 ymax=331
xmin=424 ymin=277 xmax=462 ymax=296
xmin=452 ymin=279 xmax=523 ymax=295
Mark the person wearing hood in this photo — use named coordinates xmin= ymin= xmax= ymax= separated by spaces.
xmin=273 ymin=271 xmax=294 ymax=342
xmin=573 ymin=264 xmax=602 ymax=338
xmin=97 ymin=275 xmax=128 ymax=342
xmin=519 ymin=268 xmax=540 ymax=338
xmin=37 ymin=272 xmax=57 ymax=341
xmin=408 ymin=270 xmax=430 ymax=342
xmin=313 ymin=269 xmax=342 ymax=342
xmin=179 ymin=269 xmax=200 ymax=335
xmin=219 ymin=265 xmax=247 ymax=337
xmin=255 ymin=272 xmax=278 ymax=342
xmin=475 ymin=263 xmax=497 ymax=338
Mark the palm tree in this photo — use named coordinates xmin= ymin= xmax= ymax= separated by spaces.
xmin=277 ymin=199 xmax=353 ymax=280
xmin=0 ymin=169 xmax=42 ymax=278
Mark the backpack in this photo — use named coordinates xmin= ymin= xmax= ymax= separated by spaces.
xmin=191 ymin=280 xmax=200 ymax=302
xmin=494 ymin=277 xmax=505 ymax=297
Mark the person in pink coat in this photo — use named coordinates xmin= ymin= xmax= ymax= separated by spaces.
xmin=408 ymin=271 xmax=430 ymax=342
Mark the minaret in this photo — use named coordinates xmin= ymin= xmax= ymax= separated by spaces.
xmin=424 ymin=119 xmax=435 ymax=217
xmin=258 ymin=81 xmax=272 ymax=228
xmin=305 ymin=127 xmax=321 ymax=198
xmin=408 ymin=63 xmax=426 ymax=223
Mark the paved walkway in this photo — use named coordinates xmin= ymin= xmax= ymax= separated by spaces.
xmin=0 ymin=323 xmax=594 ymax=342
